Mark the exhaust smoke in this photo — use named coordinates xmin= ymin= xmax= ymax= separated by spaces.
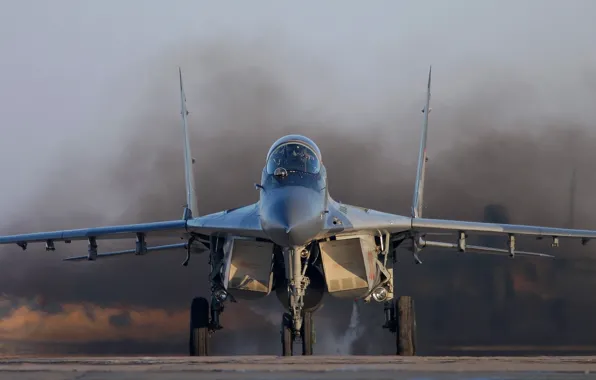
xmin=320 ymin=301 xmax=365 ymax=355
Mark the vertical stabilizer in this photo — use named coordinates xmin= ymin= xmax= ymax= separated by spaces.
xmin=411 ymin=66 xmax=432 ymax=218
xmin=179 ymin=68 xmax=199 ymax=220
xmin=567 ymin=167 xmax=577 ymax=228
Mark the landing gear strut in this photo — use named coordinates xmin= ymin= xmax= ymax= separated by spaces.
xmin=188 ymin=235 xmax=229 ymax=356
xmin=280 ymin=246 xmax=315 ymax=356
xmin=289 ymin=247 xmax=309 ymax=334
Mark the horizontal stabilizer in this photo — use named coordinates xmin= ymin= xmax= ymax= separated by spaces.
xmin=63 ymin=242 xmax=197 ymax=262
xmin=420 ymin=238 xmax=553 ymax=258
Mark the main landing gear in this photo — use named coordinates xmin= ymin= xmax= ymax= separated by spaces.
xmin=383 ymin=296 xmax=417 ymax=355
xmin=189 ymin=297 xmax=210 ymax=356
xmin=186 ymin=239 xmax=321 ymax=357
xmin=188 ymin=293 xmax=227 ymax=356
xmin=188 ymin=235 xmax=228 ymax=357
xmin=187 ymin=237 xmax=416 ymax=357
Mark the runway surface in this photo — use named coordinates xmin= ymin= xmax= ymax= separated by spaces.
xmin=2 ymin=356 xmax=596 ymax=379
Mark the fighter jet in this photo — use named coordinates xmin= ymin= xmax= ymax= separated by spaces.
xmin=1 ymin=67 xmax=595 ymax=356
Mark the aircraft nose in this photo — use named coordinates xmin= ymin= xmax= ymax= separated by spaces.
xmin=261 ymin=187 xmax=324 ymax=246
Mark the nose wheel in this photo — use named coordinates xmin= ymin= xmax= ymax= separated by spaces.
xmin=281 ymin=311 xmax=314 ymax=356
xmin=281 ymin=313 xmax=293 ymax=356
xmin=301 ymin=311 xmax=314 ymax=355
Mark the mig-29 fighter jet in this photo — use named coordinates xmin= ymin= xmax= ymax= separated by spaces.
xmin=1 ymin=67 xmax=595 ymax=356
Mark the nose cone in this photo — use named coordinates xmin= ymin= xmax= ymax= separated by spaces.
xmin=261 ymin=186 xmax=324 ymax=247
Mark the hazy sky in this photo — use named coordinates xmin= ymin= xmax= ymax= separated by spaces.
xmin=0 ymin=0 xmax=595 ymax=221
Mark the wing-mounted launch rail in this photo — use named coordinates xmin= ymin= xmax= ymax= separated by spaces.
xmin=11 ymin=230 xmax=210 ymax=263
xmin=64 ymin=233 xmax=192 ymax=261
xmin=397 ymin=230 xmax=575 ymax=264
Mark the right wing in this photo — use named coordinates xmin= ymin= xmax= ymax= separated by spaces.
xmin=0 ymin=220 xmax=188 ymax=247
xmin=0 ymin=69 xmax=267 ymax=260
xmin=187 ymin=202 xmax=267 ymax=238
xmin=0 ymin=202 xmax=266 ymax=260
xmin=0 ymin=203 xmax=266 ymax=246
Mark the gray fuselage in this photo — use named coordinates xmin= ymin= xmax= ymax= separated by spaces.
xmin=258 ymin=135 xmax=328 ymax=247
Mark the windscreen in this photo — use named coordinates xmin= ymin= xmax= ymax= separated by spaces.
xmin=266 ymin=142 xmax=320 ymax=174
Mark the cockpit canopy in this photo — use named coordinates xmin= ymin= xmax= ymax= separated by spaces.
xmin=266 ymin=142 xmax=321 ymax=175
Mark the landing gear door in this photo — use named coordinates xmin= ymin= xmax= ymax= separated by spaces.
xmin=319 ymin=237 xmax=369 ymax=299
xmin=222 ymin=237 xmax=274 ymax=300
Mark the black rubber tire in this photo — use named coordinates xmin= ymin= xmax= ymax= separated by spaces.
xmin=189 ymin=297 xmax=210 ymax=356
xmin=281 ymin=312 xmax=293 ymax=356
xmin=395 ymin=296 xmax=417 ymax=356
xmin=301 ymin=312 xmax=314 ymax=355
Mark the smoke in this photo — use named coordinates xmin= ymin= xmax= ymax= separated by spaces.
xmin=1 ymin=37 xmax=596 ymax=355
xmin=248 ymin=300 xmax=365 ymax=355
xmin=317 ymin=302 xmax=365 ymax=355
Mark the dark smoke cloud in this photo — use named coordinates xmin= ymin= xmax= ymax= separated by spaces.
xmin=1 ymin=38 xmax=596 ymax=355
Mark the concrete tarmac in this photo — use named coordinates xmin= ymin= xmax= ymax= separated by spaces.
xmin=1 ymin=356 xmax=596 ymax=379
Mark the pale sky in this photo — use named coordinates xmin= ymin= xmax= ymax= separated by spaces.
xmin=0 ymin=0 xmax=595 ymax=222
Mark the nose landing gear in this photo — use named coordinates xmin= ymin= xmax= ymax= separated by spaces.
xmin=279 ymin=246 xmax=317 ymax=356
xmin=281 ymin=311 xmax=314 ymax=356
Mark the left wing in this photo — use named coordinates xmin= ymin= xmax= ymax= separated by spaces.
xmin=412 ymin=217 xmax=596 ymax=241
xmin=410 ymin=217 xmax=596 ymax=258
xmin=321 ymin=200 xmax=596 ymax=243
xmin=408 ymin=216 xmax=596 ymax=261
xmin=321 ymin=200 xmax=596 ymax=261
xmin=404 ymin=67 xmax=595 ymax=256
xmin=322 ymin=66 xmax=596 ymax=260
xmin=320 ymin=199 xmax=412 ymax=237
